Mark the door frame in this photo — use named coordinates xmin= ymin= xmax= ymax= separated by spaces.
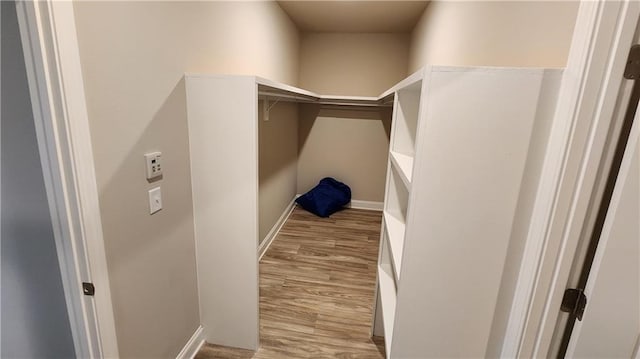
xmin=502 ymin=1 xmax=640 ymax=357
xmin=12 ymin=0 xmax=637 ymax=358
xmin=15 ymin=1 xmax=118 ymax=357
xmin=565 ymin=104 xmax=640 ymax=357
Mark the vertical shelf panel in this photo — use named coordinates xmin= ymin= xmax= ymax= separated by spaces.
xmin=385 ymin=164 xmax=409 ymax=224
xmin=186 ymin=76 xmax=259 ymax=350
xmin=389 ymin=151 xmax=414 ymax=189
xmin=390 ymin=67 xmax=558 ymax=358
xmin=378 ymin=231 xmax=397 ymax=356
xmin=391 ymin=81 xmax=422 ymax=157
xmin=377 ymin=77 xmax=422 ymax=357
xmin=384 ymin=211 xmax=405 ymax=281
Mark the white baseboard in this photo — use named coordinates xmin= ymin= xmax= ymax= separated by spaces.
xmin=295 ymin=194 xmax=383 ymax=212
xmin=346 ymin=199 xmax=383 ymax=211
xmin=258 ymin=199 xmax=296 ymax=260
xmin=176 ymin=325 xmax=205 ymax=359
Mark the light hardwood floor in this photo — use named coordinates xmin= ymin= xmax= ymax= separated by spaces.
xmin=195 ymin=207 xmax=385 ymax=359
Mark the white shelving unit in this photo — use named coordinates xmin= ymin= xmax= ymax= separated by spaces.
xmin=184 ymin=67 xmax=562 ymax=357
xmin=374 ymin=66 xmax=562 ymax=358
xmin=376 ymin=74 xmax=420 ymax=356
xmin=383 ymin=211 xmax=405 ymax=279
xmin=185 ymin=74 xmax=390 ymax=351
xmin=388 ymin=151 xmax=413 ymax=189
xmin=378 ymin=233 xmax=397 ymax=351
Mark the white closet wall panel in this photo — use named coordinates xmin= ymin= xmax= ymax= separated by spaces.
xmin=388 ymin=68 xmax=559 ymax=358
xmin=486 ymin=71 xmax=562 ymax=357
xmin=185 ymin=76 xmax=259 ymax=350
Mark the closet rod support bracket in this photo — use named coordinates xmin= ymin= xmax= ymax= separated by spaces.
xmin=263 ymin=98 xmax=280 ymax=121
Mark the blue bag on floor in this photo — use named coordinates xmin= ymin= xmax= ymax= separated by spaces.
xmin=296 ymin=177 xmax=351 ymax=217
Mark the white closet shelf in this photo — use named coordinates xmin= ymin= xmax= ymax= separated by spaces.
xmin=378 ymin=263 xmax=397 ymax=350
xmin=389 ymin=151 xmax=413 ymax=189
xmin=378 ymin=68 xmax=424 ymax=99
xmin=256 ymin=76 xmax=319 ymax=98
xmin=317 ymin=95 xmax=383 ymax=107
xmin=186 ymin=73 xmax=401 ymax=107
xmin=257 ymin=76 xmax=391 ymax=107
xmin=384 ymin=211 xmax=405 ymax=280
xmin=256 ymin=76 xmax=384 ymax=107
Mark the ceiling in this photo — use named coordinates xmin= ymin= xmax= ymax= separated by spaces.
xmin=277 ymin=1 xmax=430 ymax=33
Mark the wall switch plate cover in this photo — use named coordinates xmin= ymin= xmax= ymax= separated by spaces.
xmin=148 ymin=187 xmax=162 ymax=214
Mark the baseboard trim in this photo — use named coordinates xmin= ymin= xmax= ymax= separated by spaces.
xmin=295 ymin=194 xmax=383 ymax=212
xmin=176 ymin=325 xmax=205 ymax=359
xmin=346 ymin=199 xmax=383 ymax=211
xmin=259 ymin=199 xmax=296 ymax=260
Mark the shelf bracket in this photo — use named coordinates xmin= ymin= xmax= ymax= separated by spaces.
xmin=263 ymin=97 xmax=280 ymax=121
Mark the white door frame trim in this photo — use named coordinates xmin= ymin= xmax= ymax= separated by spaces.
xmin=503 ymin=1 xmax=640 ymax=357
xmin=565 ymin=109 xmax=640 ymax=358
xmin=16 ymin=1 xmax=118 ymax=358
xmin=12 ymin=0 xmax=636 ymax=357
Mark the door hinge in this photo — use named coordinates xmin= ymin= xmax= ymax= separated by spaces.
xmin=560 ymin=288 xmax=587 ymax=321
xmin=82 ymin=282 xmax=95 ymax=296
xmin=624 ymin=44 xmax=640 ymax=79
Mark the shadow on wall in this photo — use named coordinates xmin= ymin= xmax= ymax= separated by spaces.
xmin=96 ymin=77 xmax=200 ymax=358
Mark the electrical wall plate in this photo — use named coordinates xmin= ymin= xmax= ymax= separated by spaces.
xmin=144 ymin=152 xmax=162 ymax=180
xmin=148 ymin=187 xmax=162 ymax=214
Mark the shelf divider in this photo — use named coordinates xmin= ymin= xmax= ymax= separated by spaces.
xmin=384 ymin=211 xmax=406 ymax=281
xmin=378 ymin=263 xmax=397 ymax=351
xmin=389 ymin=151 xmax=414 ymax=189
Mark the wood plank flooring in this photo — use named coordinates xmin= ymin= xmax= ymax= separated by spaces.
xmin=195 ymin=207 xmax=385 ymax=359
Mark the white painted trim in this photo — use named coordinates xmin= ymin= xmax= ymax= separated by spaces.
xmin=346 ymin=200 xmax=384 ymax=211
xmin=504 ymin=1 xmax=640 ymax=357
xmin=294 ymin=193 xmax=383 ymax=212
xmin=175 ymin=326 xmax=205 ymax=359
xmin=0 ymin=2 xmax=3 ymax=354
xmin=565 ymin=111 xmax=640 ymax=357
xmin=16 ymin=1 xmax=118 ymax=358
xmin=500 ymin=2 xmax=601 ymax=355
xmin=531 ymin=3 xmax=640 ymax=356
xmin=258 ymin=199 xmax=296 ymax=260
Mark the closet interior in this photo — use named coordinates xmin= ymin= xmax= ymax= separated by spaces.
xmin=185 ymin=74 xmax=392 ymax=351
xmin=185 ymin=65 xmax=562 ymax=358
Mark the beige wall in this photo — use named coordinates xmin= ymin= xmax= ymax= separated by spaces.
xmin=259 ymin=101 xmax=298 ymax=243
xmin=409 ymin=1 xmax=579 ymax=71
xmin=298 ymin=106 xmax=392 ymax=202
xmin=299 ymin=33 xmax=410 ymax=97
xmin=72 ymin=2 xmax=299 ymax=358
xmin=297 ymin=33 xmax=406 ymax=202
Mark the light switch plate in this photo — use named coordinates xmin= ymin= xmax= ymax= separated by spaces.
xmin=148 ymin=187 xmax=162 ymax=214
xmin=144 ymin=152 xmax=163 ymax=180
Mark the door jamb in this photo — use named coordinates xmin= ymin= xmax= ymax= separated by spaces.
xmin=502 ymin=1 xmax=640 ymax=357
xmin=13 ymin=0 xmax=639 ymax=358
xmin=15 ymin=1 xmax=118 ymax=357
xmin=565 ymin=110 xmax=640 ymax=357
